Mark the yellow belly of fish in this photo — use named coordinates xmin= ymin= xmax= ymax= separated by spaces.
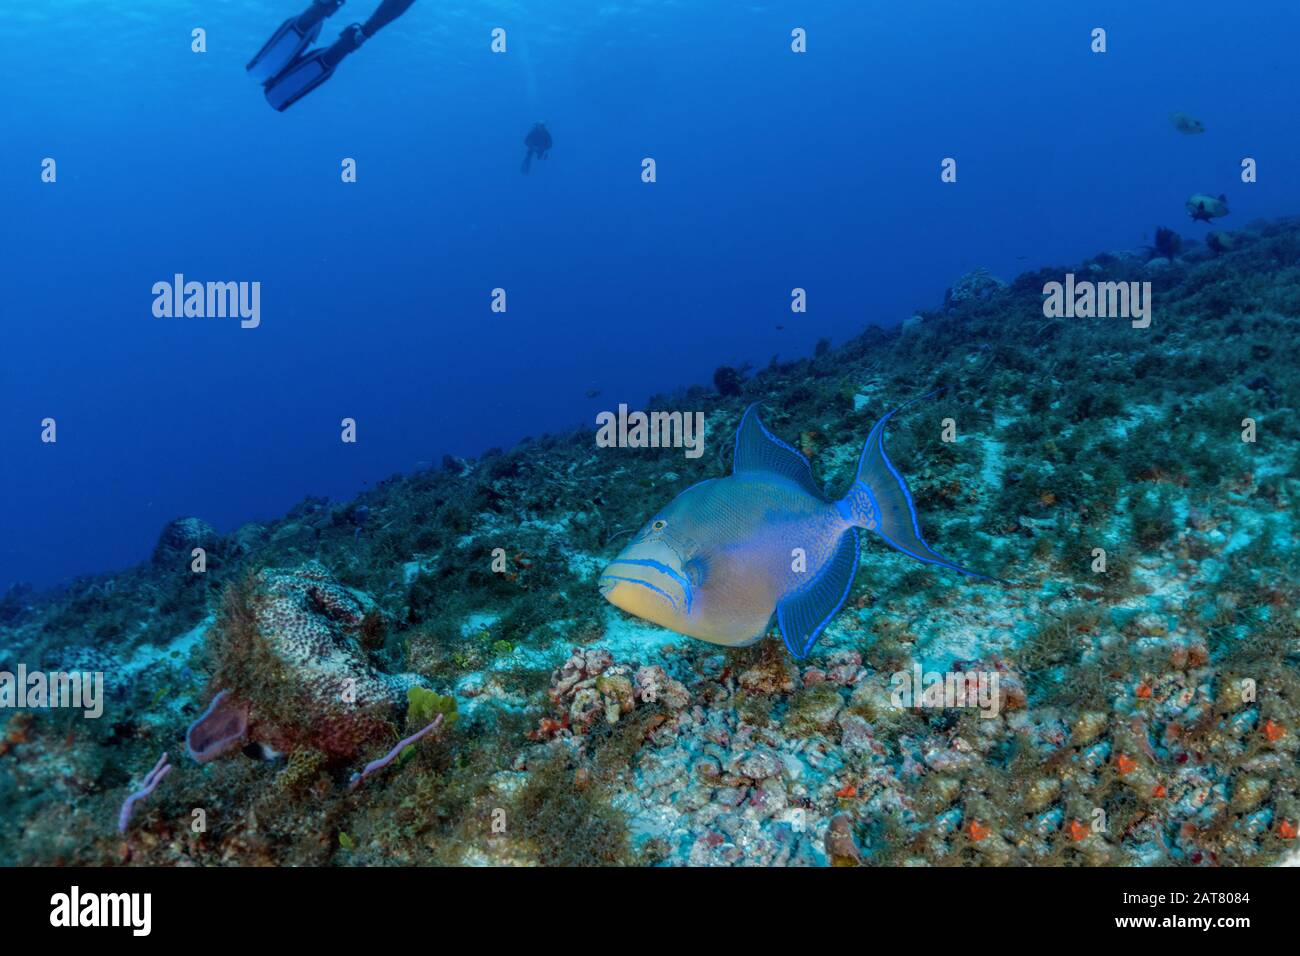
xmin=603 ymin=575 xmax=772 ymax=647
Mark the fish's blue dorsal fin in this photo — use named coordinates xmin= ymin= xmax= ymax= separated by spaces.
xmin=732 ymin=404 xmax=826 ymax=500
xmin=776 ymin=528 xmax=859 ymax=658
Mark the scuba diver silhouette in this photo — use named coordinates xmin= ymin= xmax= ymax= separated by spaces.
xmin=522 ymin=123 xmax=552 ymax=175
xmin=248 ymin=0 xmax=419 ymax=111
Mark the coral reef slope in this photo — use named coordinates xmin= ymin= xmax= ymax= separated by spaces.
xmin=2 ymin=220 xmax=1297 ymax=866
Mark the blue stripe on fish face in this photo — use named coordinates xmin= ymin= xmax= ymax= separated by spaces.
xmin=598 ymin=573 xmax=681 ymax=610
xmin=603 ymin=558 xmax=694 ymax=612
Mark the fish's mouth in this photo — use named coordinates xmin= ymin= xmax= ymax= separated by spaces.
xmin=598 ymin=556 xmax=692 ymax=631
xmin=598 ymin=572 xmax=677 ymax=610
xmin=600 ymin=557 xmax=692 ymax=610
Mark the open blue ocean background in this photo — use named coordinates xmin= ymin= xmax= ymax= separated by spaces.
xmin=3 ymin=0 xmax=1299 ymax=590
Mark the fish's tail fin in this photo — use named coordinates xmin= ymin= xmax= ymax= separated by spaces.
xmin=838 ymin=393 xmax=996 ymax=581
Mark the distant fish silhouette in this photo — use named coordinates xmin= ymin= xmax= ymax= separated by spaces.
xmin=1170 ymin=111 xmax=1205 ymax=134
xmin=585 ymin=388 xmax=602 ymax=399
xmin=1186 ymin=192 xmax=1229 ymax=223
xmin=599 ymin=398 xmax=994 ymax=658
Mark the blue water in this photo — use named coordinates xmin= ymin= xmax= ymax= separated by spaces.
xmin=4 ymin=0 xmax=1299 ymax=589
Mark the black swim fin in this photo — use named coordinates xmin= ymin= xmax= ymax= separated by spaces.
xmin=264 ymin=24 xmax=364 ymax=112
xmin=247 ymin=0 xmax=345 ymax=85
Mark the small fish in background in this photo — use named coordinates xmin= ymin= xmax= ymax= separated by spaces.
xmin=1186 ymin=192 xmax=1229 ymax=223
xmin=599 ymin=397 xmax=995 ymax=658
xmin=1169 ymin=111 xmax=1205 ymax=134
xmin=585 ymin=388 xmax=602 ymax=399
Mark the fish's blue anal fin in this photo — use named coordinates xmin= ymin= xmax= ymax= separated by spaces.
xmin=776 ymin=528 xmax=859 ymax=659
xmin=733 ymin=404 xmax=826 ymax=501
xmin=841 ymin=399 xmax=995 ymax=580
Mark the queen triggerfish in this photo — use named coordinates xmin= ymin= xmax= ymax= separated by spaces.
xmin=599 ymin=398 xmax=994 ymax=658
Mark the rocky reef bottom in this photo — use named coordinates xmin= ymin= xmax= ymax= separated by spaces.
xmin=2 ymin=218 xmax=1298 ymax=866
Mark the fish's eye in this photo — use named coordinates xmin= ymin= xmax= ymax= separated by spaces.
xmin=651 ymin=519 xmax=667 ymax=532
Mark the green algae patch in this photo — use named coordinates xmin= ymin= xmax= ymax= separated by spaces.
xmin=406 ymin=686 xmax=458 ymax=730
